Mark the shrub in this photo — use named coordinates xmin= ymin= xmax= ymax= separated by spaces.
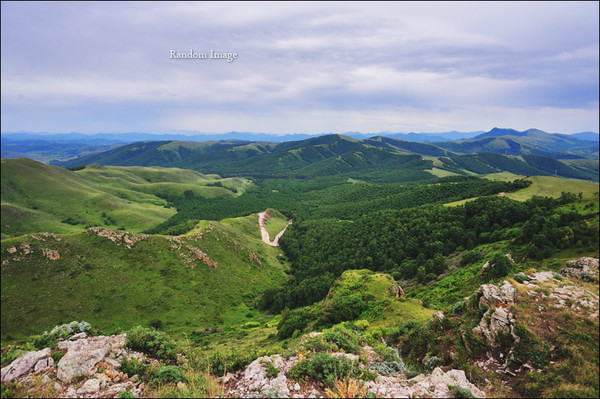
xmin=448 ymin=385 xmax=475 ymax=398
xmin=450 ymin=300 xmax=467 ymax=316
xmin=423 ymin=355 xmax=440 ymax=371
xmin=34 ymin=321 xmax=93 ymax=349
xmin=482 ymin=253 xmax=511 ymax=280
xmin=301 ymin=334 xmax=337 ymax=354
xmin=125 ymin=326 xmax=178 ymax=362
xmin=51 ymin=350 xmax=65 ymax=364
xmin=156 ymin=366 xmax=186 ymax=383
xmin=322 ymin=327 xmax=361 ymax=354
xmin=289 ymin=352 xmax=375 ymax=387
xmin=277 ymin=308 xmax=313 ymax=340
xmin=460 ymin=250 xmax=483 ymax=267
xmin=204 ymin=348 xmax=273 ymax=377
xmin=149 ymin=319 xmax=163 ymax=329
xmin=261 ymin=359 xmax=280 ymax=379
xmin=120 ymin=357 xmax=156 ymax=382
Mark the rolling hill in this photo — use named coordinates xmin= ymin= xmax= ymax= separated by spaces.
xmin=0 ymin=159 xmax=250 ymax=239
xmin=51 ymin=132 xmax=599 ymax=182
xmin=436 ymin=127 xmax=599 ymax=158
xmin=0 ymin=210 xmax=289 ymax=339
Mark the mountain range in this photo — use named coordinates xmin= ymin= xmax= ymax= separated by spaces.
xmin=47 ymin=128 xmax=599 ymax=182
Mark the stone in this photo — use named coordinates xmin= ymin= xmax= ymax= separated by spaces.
xmin=1 ymin=348 xmax=53 ymax=383
xmin=33 ymin=356 xmax=54 ymax=373
xmin=563 ymin=257 xmax=599 ymax=280
xmin=433 ymin=311 xmax=445 ymax=321
xmin=478 ymin=280 xmax=516 ymax=309
xmin=566 ymin=257 xmax=599 ymax=270
xmin=76 ymin=378 xmax=101 ymax=395
xmin=474 ymin=306 xmax=518 ymax=344
xmin=69 ymin=332 xmax=87 ymax=341
xmin=529 ymin=271 xmax=554 ymax=282
xmin=57 ymin=348 xmax=106 ymax=383
xmin=56 ymin=334 xmax=125 ymax=383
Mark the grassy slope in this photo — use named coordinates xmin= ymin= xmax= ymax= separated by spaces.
xmin=1 ymin=211 xmax=290 ymax=341
xmin=1 ymin=159 xmax=253 ymax=238
xmin=444 ymin=174 xmax=600 ymax=207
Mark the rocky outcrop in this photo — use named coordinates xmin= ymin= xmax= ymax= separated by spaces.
xmin=1 ymin=334 xmax=143 ymax=398
xmin=474 ymin=306 xmax=518 ymax=344
xmin=225 ymin=351 xmax=486 ymax=398
xmin=87 ymin=228 xmax=149 ymax=249
xmin=1 ymin=348 xmax=53 ymax=383
xmin=57 ymin=334 xmax=126 ymax=383
xmin=407 ymin=367 xmax=485 ymax=398
xmin=226 ymin=354 xmax=298 ymax=398
xmin=562 ymin=257 xmax=599 ymax=281
xmin=474 ymin=281 xmax=518 ymax=344
xmin=42 ymin=248 xmax=61 ymax=260
xmin=478 ymin=280 xmax=516 ymax=308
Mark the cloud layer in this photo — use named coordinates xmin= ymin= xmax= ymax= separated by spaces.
xmin=1 ymin=1 xmax=598 ymax=134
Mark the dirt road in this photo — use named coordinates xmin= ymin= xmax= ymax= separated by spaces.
xmin=258 ymin=211 xmax=293 ymax=246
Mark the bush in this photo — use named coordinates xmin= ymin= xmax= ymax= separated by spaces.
xmin=450 ymin=300 xmax=466 ymax=316
xmin=368 ymin=347 xmax=408 ymax=376
xmin=423 ymin=355 xmax=440 ymax=371
xmin=289 ymin=352 xmax=375 ymax=387
xmin=322 ymin=327 xmax=361 ymax=354
xmin=120 ymin=357 xmax=156 ymax=383
xmin=448 ymin=385 xmax=475 ymax=398
xmin=277 ymin=308 xmax=313 ymax=340
xmin=125 ymin=326 xmax=178 ymax=362
xmin=149 ymin=319 xmax=163 ymax=329
xmin=482 ymin=253 xmax=511 ymax=280
xmin=204 ymin=348 xmax=273 ymax=377
xmin=156 ymin=366 xmax=186 ymax=383
xmin=34 ymin=321 xmax=93 ymax=349
xmin=261 ymin=359 xmax=280 ymax=379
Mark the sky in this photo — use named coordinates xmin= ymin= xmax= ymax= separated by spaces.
xmin=1 ymin=1 xmax=598 ymax=135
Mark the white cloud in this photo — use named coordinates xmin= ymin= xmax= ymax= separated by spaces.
xmin=1 ymin=1 xmax=598 ymax=133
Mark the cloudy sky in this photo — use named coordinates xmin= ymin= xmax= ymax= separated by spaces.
xmin=1 ymin=1 xmax=598 ymax=135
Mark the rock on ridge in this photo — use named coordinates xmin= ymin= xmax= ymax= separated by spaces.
xmin=474 ymin=280 xmax=518 ymax=344
xmin=57 ymin=334 xmax=126 ymax=383
xmin=1 ymin=348 xmax=53 ymax=383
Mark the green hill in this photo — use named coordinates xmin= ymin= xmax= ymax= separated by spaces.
xmin=437 ymin=128 xmax=599 ymax=159
xmin=0 ymin=212 xmax=289 ymax=340
xmin=51 ymin=133 xmax=598 ymax=183
xmin=1 ymin=159 xmax=249 ymax=238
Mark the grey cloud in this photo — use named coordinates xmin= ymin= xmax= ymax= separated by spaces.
xmin=1 ymin=1 xmax=598 ymax=133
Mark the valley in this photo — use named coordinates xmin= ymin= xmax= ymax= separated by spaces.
xmin=1 ymin=129 xmax=599 ymax=398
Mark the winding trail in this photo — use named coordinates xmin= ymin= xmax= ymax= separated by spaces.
xmin=258 ymin=211 xmax=293 ymax=246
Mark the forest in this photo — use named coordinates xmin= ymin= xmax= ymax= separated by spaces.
xmin=142 ymin=173 xmax=597 ymax=315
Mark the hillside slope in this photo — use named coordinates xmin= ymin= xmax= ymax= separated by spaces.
xmin=51 ymin=133 xmax=599 ymax=182
xmin=1 ymin=159 xmax=248 ymax=238
xmin=0 ymin=211 xmax=289 ymax=340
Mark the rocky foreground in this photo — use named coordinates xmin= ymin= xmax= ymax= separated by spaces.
xmin=1 ymin=257 xmax=597 ymax=398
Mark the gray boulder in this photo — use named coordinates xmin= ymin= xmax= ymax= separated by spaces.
xmin=1 ymin=348 xmax=54 ymax=383
xmin=478 ymin=280 xmax=516 ymax=309
xmin=56 ymin=334 xmax=126 ymax=383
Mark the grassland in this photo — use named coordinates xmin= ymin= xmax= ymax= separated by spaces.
xmin=0 ymin=159 xmax=253 ymax=238
xmin=0 ymin=211 xmax=291 ymax=341
xmin=503 ymin=176 xmax=599 ymax=201
xmin=444 ymin=174 xmax=599 ymax=207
